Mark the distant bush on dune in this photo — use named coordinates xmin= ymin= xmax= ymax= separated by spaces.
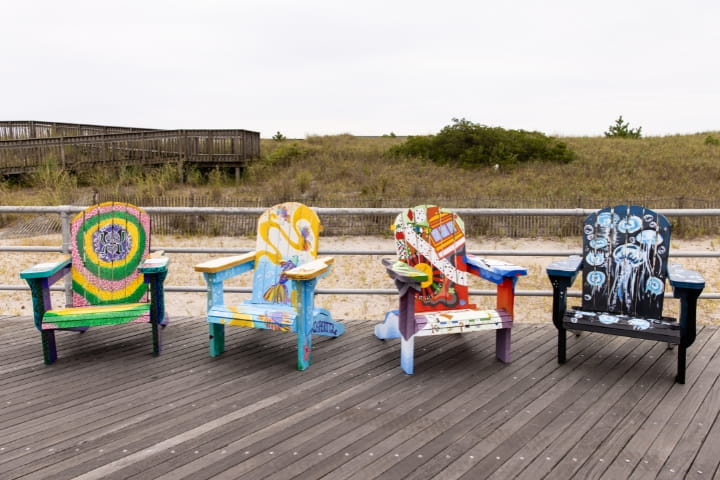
xmin=389 ymin=118 xmax=576 ymax=168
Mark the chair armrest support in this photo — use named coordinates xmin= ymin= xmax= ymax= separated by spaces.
xmin=19 ymin=256 xmax=71 ymax=280
xmin=286 ymin=257 xmax=334 ymax=281
xmin=465 ymin=254 xmax=527 ymax=285
xmin=546 ymin=255 xmax=582 ymax=329
xmin=668 ymin=264 xmax=704 ymax=347
xmin=381 ymin=257 xmax=429 ymax=299
xmin=20 ymin=256 xmax=71 ymax=330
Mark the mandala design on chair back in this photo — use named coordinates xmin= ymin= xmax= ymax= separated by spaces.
xmin=71 ymin=202 xmax=150 ymax=307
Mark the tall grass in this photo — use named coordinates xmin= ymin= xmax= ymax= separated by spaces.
xmin=2 ymin=132 xmax=720 ymax=209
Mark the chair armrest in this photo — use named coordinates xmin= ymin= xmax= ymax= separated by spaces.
xmin=668 ymin=264 xmax=705 ymax=291
xmin=465 ymin=254 xmax=527 ymax=284
xmin=286 ymin=257 xmax=334 ymax=280
xmin=195 ymin=251 xmax=256 ymax=274
xmin=139 ymin=251 xmax=169 ymax=274
xmin=381 ymin=257 xmax=429 ymax=284
xmin=19 ymin=256 xmax=71 ymax=280
xmin=546 ymin=255 xmax=583 ymax=282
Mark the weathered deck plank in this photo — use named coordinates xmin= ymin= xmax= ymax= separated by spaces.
xmin=1 ymin=316 xmax=718 ymax=480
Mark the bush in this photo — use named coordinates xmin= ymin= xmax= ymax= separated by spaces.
xmin=389 ymin=118 xmax=575 ymax=168
xmin=705 ymin=135 xmax=720 ymax=146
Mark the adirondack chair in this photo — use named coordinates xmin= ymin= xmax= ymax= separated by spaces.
xmin=19 ymin=202 xmax=169 ymax=364
xmin=547 ymin=205 xmax=705 ymax=383
xmin=194 ymin=202 xmax=345 ymax=370
xmin=375 ymin=205 xmax=527 ymax=374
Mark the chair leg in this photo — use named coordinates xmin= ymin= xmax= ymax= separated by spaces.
xmin=151 ymin=320 xmax=161 ymax=356
xmin=41 ymin=330 xmax=57 ymax=365
xmin=209 ymin=323 xmax=225 ymax=357
xmin=676 ymin=344 xmax=686 ymax=384
xmin=496 ymin=328 xmax=511 ymax=363
xmin=558 ymin=327 xmax=567 ymax=364
xmin=400 ymin=336 xmax=415 ymax=374
xmin=297 ymin=329 xmax=312 ymax=371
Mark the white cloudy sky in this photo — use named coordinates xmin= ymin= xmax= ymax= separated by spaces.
xmin=2 ymin=0 xmax=718 ymax=138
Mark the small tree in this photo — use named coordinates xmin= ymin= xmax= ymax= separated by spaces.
xmin=605 ymin=115 xmax=642 ymax=138
xmin=272 ymin=131 xmax=286 ymax=142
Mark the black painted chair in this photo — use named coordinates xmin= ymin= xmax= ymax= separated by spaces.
xmin=546 ymin=205 xmax=704 ymax=383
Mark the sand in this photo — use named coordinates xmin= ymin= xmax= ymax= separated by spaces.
xmin=3 ymin=234 xmax=719 ymax=324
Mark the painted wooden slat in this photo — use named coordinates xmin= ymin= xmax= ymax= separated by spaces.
xmin=668 ymin=263 xmax=705 ymax=289
xmin=1 ymin=317 xmax=718 ymax=479
xmin=285 ymin=257 xmax=333 ymax=280
xmin=194 ymin=251 xmax=256 ymax=274
xmin=19 ymin=255 xmax=71 ymax=279
xmin=545 ymin=255 xmax=583 ymax=278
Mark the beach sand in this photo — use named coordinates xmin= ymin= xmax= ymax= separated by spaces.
xmin=3 ymin=234 xmax=719 ymax=325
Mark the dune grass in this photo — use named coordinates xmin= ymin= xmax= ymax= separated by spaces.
xmin=2 ymin=131 xmax=720 ymax=209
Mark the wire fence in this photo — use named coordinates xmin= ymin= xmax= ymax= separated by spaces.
xmin=3 ymin=195 xmax=719 ymax=238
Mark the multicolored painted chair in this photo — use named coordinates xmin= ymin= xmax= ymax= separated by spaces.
xmin=194 ymin=202 xmax=344 ymax=370
xmin=20 ymin=202 xmax=169 ymax=364
xmin=547 ymin=205 xmax=705 ymax=383
xmin=375 ymin=205 xmax=527 ymax=374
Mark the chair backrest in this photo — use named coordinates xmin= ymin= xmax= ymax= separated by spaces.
xmin=70 ymin=202 xmax=151 ymax=307
xmin=250 ymin=202 xmax=321 ymax=307
xmin=581 ymin=205 xmax=671 ymax=318
xmin=393 ymin=205 xmax=475 ymax=313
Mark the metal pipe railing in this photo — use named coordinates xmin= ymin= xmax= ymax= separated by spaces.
xmin=3 ymin=206 xmax=720 ymax=300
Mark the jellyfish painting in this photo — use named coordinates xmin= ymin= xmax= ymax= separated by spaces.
xmin=582 ymin=207 xmax=669 ymax=317
xmin=608 ymin=228 xmax=665 ymax=312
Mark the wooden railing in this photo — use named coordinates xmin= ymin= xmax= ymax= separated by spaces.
xmin=0 ymin=121 xmax=260 ymax=175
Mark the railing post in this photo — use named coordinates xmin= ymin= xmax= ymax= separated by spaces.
xmin=61 ymin=208 xmax=72 ymax=307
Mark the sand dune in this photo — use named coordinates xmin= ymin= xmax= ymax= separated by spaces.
xmin=3 ymin=234 xmax=719 ymax=325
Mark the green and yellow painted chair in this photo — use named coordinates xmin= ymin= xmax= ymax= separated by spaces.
xmin=20 ymin=202 xmax=169 ymax=364
xmin=194 ymin=202 xmax=344 ymax=370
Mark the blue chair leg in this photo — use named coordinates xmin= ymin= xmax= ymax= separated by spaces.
xmin=400 ymin=336 xmax=415 ymax=374
xmin=209 ymin=323 xmax=225 ymax=357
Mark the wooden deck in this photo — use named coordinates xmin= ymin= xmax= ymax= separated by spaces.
xmin=1 ymin=315 xmax=719 ymax=479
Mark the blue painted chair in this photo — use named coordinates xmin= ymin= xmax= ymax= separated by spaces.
xmin=375 ymin=205 xmax=527 ymax=374
xmin=194 ymin=202 xmax=344 ymax=370
xmin=19 ymin=202 xmax=169 ymax=364
xmin=547 ymin=205 xmax=704 ymax=383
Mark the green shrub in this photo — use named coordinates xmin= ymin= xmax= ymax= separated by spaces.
xmin=268 ymin=142 xmax=312 ymax=166
xmin=389 ymin=118 xmax=575 ymax=168
xmin=704 ymin=135 xmax=720 ymax=146
xmin=604 ymin=115 xmax=642 ymax=138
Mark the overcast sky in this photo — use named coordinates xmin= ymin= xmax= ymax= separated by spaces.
xmin=2 ymin=0 xmax=718 ymax=138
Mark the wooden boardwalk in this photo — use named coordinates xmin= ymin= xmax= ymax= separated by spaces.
xmin=1 ymin=315 xmax=719 ymax=479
